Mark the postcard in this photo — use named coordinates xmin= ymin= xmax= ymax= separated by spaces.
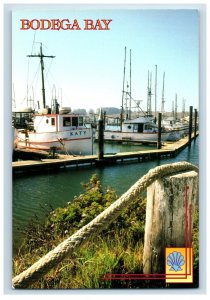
xmin=9 ymin=3 xmax=201 ymax=291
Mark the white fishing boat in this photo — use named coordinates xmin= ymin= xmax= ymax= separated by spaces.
xmin=162 ymin=117 xmax=189 ymax=141
xmin=100 ymin=48 xmax=189 ymax=143
xmin=103 ymin=116 xmax=170 ymax=142
xmin=15 ymin=110 xmax=93 ymax=155
xmin=13 ymin=44 xmax=93 ymax=155
xmin=97 ymin=48 xmax=171 ymax=143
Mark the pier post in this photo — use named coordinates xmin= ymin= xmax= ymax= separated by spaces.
xmin=143 ymin=171 xmax=198 ymax=274
xmin=98 ymin=109 xmax=104 ymax=160
xmin=157 ymin=113 xmax=162 ymax=149
xmin=103 ymin=111 xmax=106 ymax=129
xmin=188 ymin=106 xmax=193 ymax=144
xmin=194 ymin=109 xmax=197 ymax=138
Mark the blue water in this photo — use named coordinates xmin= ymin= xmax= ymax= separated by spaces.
xmin=13 ymin=138 xmax=198 ymax=250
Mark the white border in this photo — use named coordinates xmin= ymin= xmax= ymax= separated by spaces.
xmin=1 ymin=0 xmax=208 ymax=298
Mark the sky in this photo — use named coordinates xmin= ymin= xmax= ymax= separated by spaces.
xmin=12 ymin=7 xmax=199 ymax=113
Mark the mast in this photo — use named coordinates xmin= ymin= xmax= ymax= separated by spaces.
xmin=121 ymin=46 xmax=127 ymax=128
xmin=12 ymin=83 xmax=16 ymax=109
xmin=175 ymin=93 xmax=178 ymax=122
xmin=147 ymin=71 xmax=152 ymax=116
xmin=154 ymin=65 xmax=157 ymax=122
xmin=182 ymin=98 xmax=186 ymax=119
xmin=172 ymin=100 xmax=175 ymax=119
xmin=129 ymin=49 xmax=132 ymax=119
xmin=27 ymin=43 xmax=55 ymax=109
xmin=161 ymin=72 xmax=165 ymax=114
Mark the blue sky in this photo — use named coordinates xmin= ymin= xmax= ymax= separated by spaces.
xmin=12 ymin=8 xmax=199 ymax=112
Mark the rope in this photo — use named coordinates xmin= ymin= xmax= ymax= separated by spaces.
xmin=12 ymin=161 xmax=198 ymax=288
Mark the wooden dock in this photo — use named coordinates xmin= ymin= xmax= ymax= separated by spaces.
xmin=12 ymin=133 xmax=198 ymax=176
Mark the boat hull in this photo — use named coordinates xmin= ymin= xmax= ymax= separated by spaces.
xmin=16 ymin=129 xmax=93 ymax=155
xmin=99 ymin=130 xmax=171 ymax=142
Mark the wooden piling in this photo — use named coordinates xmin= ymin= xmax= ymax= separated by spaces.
xmin=143 ymin=170 xmax=198 ymax=274
xmin=157 ymin=113 xmax=162 ymax=149
xmin=98 ymin=109 xmax=104 ymax=160
xmin=188 ymin=106 xmax=193 ymax=144
xmin=194 ymin=109 xmax=197 ymax=138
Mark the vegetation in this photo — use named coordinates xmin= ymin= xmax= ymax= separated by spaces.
xmin=13 ymin=174 xmax=199 ymax=289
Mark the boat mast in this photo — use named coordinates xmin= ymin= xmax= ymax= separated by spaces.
xmin=175 ymin=93 xmax=178 ymax=122
xmin=12 ymin=83 xmax=16 ymax=109
xmin=147 ymin=71 xmax=152 ymax=117
xmin=27 ymin=43 xmax=55 ymax=109
xmin=154 ymin=65 xmax=157 ymax=122
xmin=161 ymin=72 xmax=165 ymax=115
xmin=129 ymin=49 xmax=132 ymax=119
xmin=121 ymin=46 xmax=126 ymax=129
xmin=182 ymin=98 xmax=186 ymax=119
xmin=172 ymin=100 xmax=175 ymax=119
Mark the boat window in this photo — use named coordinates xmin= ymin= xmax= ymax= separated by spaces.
xmin=46 ymin=119 xmax=49 ymax=124
xmin=145 ymin=125 xmax=153 ymax=131
xmin=78 ymin=116 xmax=83 ymax=126
xmin=51 ymin=118 xmax=55 ymax=126
xmin=72 ymin=117 xmax=78 ymax=127
xmin=63 ymin=117 xmax=71 ymax=126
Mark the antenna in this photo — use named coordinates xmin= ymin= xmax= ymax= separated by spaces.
xmin=27 ymin=43 xmax=55 ymax=109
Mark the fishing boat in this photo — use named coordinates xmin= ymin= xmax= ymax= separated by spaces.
xmin=103 ymin=116 xmax=170 ymax=142
xmin=162 ymin=117 xmax=189 ymax=141
xmin=13 ymin=44 xmax=93 ymax=155
xmin=98 ymin=48 xmax=171 ymax=143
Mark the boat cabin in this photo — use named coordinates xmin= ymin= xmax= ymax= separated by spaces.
xmin=33 ymin=113 xmax=85 ymax=133
xmin=12 ymin=108 xmax=34 ymax=129
xmin=122 ymin=117 xmax=158 ymax=133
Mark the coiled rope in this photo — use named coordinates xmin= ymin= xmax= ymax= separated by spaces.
xmin=12 ymin=161 xmax=198 ymax=288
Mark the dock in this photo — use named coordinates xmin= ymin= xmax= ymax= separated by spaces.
xmin=12 ymin=133 xmax=198 ymax=176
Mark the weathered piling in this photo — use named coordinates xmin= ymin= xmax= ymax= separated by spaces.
xmin=157 ymin=113 xmax=162 ymax=149
xmin=188 ymin=106 xmax=193 ymax=144
xmin=143 ymin=170 xmax=198 ymax=274
xmin=98 ymin=109 xmax=104 ymax=160
xmin=194 ymin=109 xmax=197 ymax=138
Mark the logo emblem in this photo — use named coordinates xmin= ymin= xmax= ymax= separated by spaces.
xmin=167 ymin=251 xmax=185 ymax=272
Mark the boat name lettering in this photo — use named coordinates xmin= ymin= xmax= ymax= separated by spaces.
xmin=70 ymin=131 xmax=86 ymax=136
xmin=20 ymin=19 xmax=112 ymax=31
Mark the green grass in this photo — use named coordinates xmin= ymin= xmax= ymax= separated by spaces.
xmin=13 ymin=174 xmax=199 ymax=289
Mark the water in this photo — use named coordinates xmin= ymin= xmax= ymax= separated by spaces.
xmin=13 ymin=138 xmax=199 ymax=250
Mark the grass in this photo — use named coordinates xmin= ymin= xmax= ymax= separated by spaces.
xmin=13 ymin=174 xmax=199 ymax=289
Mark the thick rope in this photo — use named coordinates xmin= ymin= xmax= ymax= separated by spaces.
xmin=12 ymin=161 xmax=198 ymax=288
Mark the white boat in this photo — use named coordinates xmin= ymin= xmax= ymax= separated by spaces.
xmin=102 ymin=116 xmax=171 ymax=142
xmin=13 ymin=44 xmax=93 ymax=155
xmin=162 ymin=117 xmax=189 ymax=141
xmin=15 ymin=111 xmax=93 ymax=155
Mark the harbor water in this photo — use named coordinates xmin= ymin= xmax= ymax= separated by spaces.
xmin=13 ymin=138 xmax=199 ymax=251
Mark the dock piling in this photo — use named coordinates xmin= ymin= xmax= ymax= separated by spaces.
xmin=98 ymin=109 xmax=104 ymax=160
xmin=157 ymin=113 xmax=162 ymax=149
xmin=188 ymin=106 xmax=193 ymax=144
xmin=194 ymin=109 xmax=197 ymax=138
xmin=143 ymin=170 xmax=198 ymax=274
